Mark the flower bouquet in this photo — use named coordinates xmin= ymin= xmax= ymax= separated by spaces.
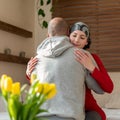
xmin=0 ymin=74 xmax=57 ymax=120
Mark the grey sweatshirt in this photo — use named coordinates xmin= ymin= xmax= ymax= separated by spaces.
xmin=32 ymin=36 xmax=93 ymax=120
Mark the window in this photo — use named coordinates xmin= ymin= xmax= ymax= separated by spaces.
xmin=53 ymin=0 xmax=120 ymax=71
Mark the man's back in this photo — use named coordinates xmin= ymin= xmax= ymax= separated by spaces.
xmin=32 ymin=36 xmax=86 ymax=120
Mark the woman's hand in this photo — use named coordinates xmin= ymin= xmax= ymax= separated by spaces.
xmin=74 ymin=49 xmax=95 ymax=73
xmin=26 ymin=57 xmax=38 ymax=78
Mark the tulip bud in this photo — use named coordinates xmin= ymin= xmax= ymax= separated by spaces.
xmin=4 ymin=77 xmax=13 ymax=92
xmin=35 ymin=83 xmax=43 ymax=93
xmin=0 ymin=74 xmax=8 ymax=89
xmin=47 ymin=84 xmax=57 ymax=99
xmin=1 ymin=74 xmax=7 ymax=80
xmin=12 ymin=82 xmax=20 ymax=95
xmin=43 ymin=83 xmax=50 ymax=94
xmin=30 ymin=74 xmax=37 ymax=84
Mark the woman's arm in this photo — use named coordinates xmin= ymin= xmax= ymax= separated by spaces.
xmin=74 ymin=49 xmax=114 ymax=93
xmin=91 ymin=54 xmax=113 ymax=93
xmin=26 ymin=57 xmax=38 ymax=80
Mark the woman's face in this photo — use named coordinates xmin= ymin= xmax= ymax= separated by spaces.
xmin=69 ymin=30 xmax=88 ymax=49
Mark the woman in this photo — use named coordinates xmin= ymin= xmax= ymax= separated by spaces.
xmin=69 ymin=22 xmax=113 ymax=120
xmin=26 ymin=22 xmax=114 ymax=120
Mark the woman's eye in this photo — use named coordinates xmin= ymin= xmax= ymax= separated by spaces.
xmin=73 ymin=35 xmax=76 ymax=37
xmin=81 ymin=37 xmax=85 ymax=39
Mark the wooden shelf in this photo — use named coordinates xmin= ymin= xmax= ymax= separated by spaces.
xmin=0 ymin=53 xmax=30 ymax=65
xmin=0 ymin=20 xmax=32 ymax=38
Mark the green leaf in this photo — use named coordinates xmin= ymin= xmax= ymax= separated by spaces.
xmin=46 ymin=0 xmax=51 ymax=5
xmin=40 ymin=0 xmax=44 ymax=6
xmin=50 ymin=7 xmax=54 ymax=12
xmin=17 ymin=103 xmax=23 ymax=120
xmin=38 ymin=9 xmax=45 ymax=17
xmin=33 ymin=117 xmax=40 ymax=120
xmin=37 ymin=108 xmax=48 ymax=114
xmin=22 ymin=104 xmax=31 ymax=120
xmin=21 ymin=84 xmax=28 ymax=93
xmin=42 ymin=21 xmax=48 ymax=28
xmin=8 ymin=95 xmax=21 ymax=120
xmin=28 ymin=80 xmax=39 ymax=95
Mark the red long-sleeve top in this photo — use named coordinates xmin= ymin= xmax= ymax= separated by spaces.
xmin=85 ymin=54 xmax=114 ymax=120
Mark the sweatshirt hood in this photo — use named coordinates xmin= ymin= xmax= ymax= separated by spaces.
xmin=37 ymin=36 xmax=73 ymax=57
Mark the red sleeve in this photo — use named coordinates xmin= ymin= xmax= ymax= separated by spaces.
xmin=26 ymin=74 xmax=30 ymax=81
xmin=90 ymin=54 xmax=114 ymax=93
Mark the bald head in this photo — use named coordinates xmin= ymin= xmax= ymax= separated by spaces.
xmin=48 ymin=17 xmax=68 ymax=36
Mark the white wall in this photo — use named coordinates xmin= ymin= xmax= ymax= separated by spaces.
xmin=0 ymin=0 xmax=35 ymax=84
xmin=0 ymin=0 xmax=52 ymax=84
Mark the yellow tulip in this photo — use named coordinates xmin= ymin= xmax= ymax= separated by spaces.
xmin=30 ymin=74 xmax=37 ymax=84
xmin=47 ymin=89 xmax=57 ymax=99
xmin=4 ymin=77 xmax=13 ymax=92
xmin=35 ymin=83 xmax=43 ymax=93
xmin=43 ymin=83 xmax=51 ymax=94
xmin=12 ymin=82 xmax=20 ymax=95
xmin=1 ymin=74 xmax=7 ymax=80
xmin=47 ymin=84 xmax=57 ymax=99
xmin=0 ymin=74 xmax=8 ymax=89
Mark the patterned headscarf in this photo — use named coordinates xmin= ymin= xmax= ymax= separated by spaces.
xmin=69 ymin=22 xmax=90 ymax=38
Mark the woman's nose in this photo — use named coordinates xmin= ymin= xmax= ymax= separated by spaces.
xmin=75 ymin=38 xmax=80 ymax=43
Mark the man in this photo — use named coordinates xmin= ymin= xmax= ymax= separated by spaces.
xmin=31 ymin=17 xmax=86 ymax=120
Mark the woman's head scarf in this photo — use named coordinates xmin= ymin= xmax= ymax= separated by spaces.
xmin=69 ymin=22 xmax=90 ymax=38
